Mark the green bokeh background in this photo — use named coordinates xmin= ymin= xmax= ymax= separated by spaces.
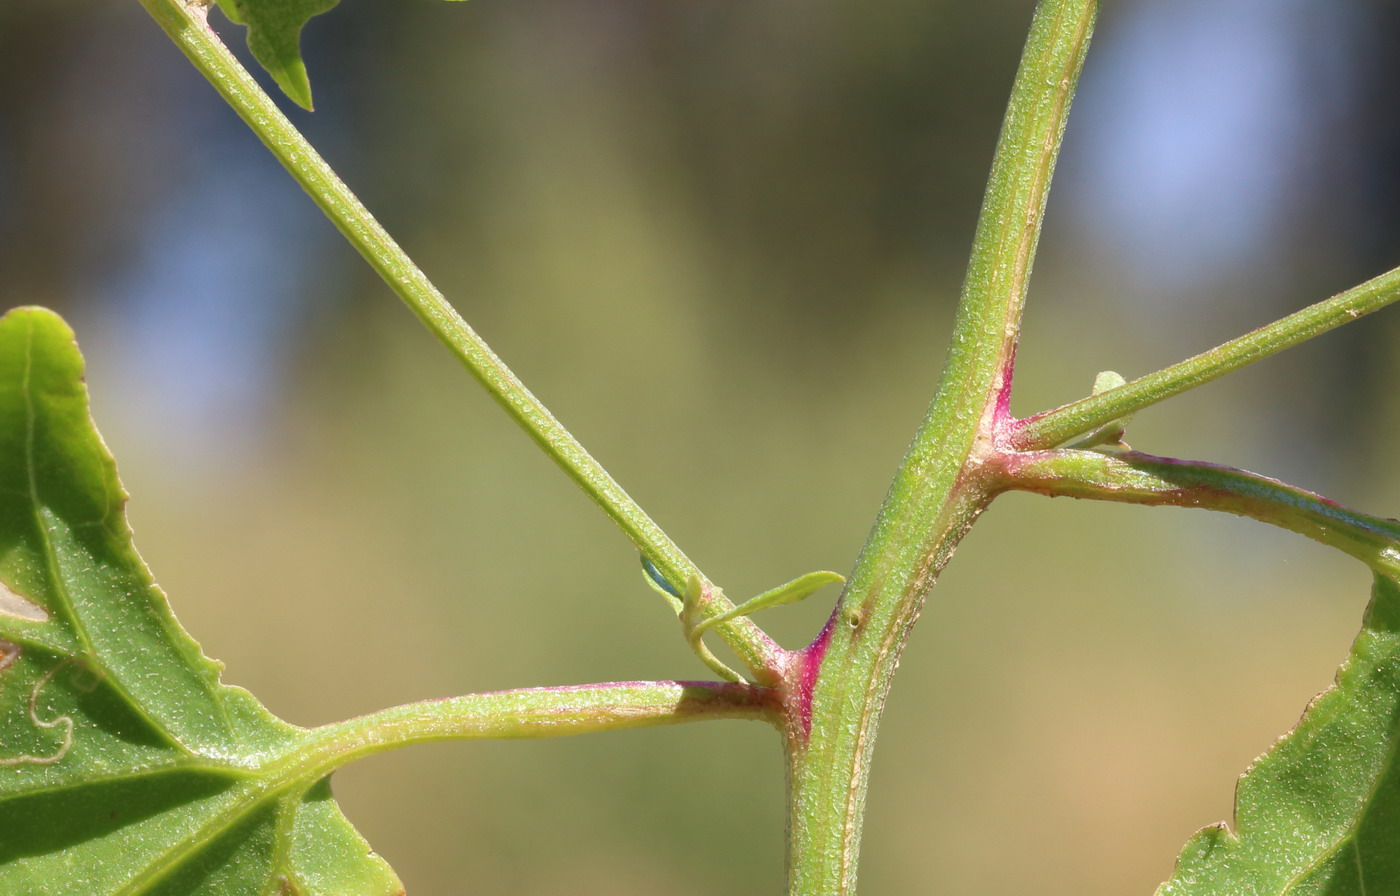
xmin=3 ymin=1 xmax=1400 ymax=893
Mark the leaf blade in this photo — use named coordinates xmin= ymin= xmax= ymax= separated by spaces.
xmin=213 ymin=0 xmax=340 ymax=110
xmin=1157 ymin=572 xmax=1400 ymax=895
xmin=0 ymin=308 xmax=401 ymax=896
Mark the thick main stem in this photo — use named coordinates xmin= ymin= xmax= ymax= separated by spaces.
xmin=783 ymin=3 xmax=1098 ymax=892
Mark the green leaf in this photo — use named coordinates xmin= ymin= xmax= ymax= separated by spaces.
xmin=1157 ymin=571 xmax=1400 ymax=895
xmin=0 ymin=308 xmax=401 ymax=895
xmin=680 ymin=570 xmax=844 ymax=684
xmin=679 ymin=576 xmax=746 ymax=684
xmin=692 ymin=570 xmax=846 ymax=639
xmin=1066 ymin=370 xmax=1132 ymax=450
xmin=214 ymin=0 xmax=340 ymax=110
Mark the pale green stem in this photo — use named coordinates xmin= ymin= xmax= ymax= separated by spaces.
xmin=134 ymin=0 xmax=781 ymax=681
xmin=1014 ymin=264 xmax=1400 ymax=450
xmin=785 ymin=3 xmax=1098 ymax=893
xmin=1001 ymin=448 xmax=1400 ymax=576
xmin=300 ymin=680 xmax=779 ymax=776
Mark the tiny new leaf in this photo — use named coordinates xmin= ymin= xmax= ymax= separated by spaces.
xmin=214 ymin=0 xmax=340 ymax=110
xmin=0 ymin=308 xmax=402 ymax=895
xmin=1158 ymin=571 xmax=1400 ymax=895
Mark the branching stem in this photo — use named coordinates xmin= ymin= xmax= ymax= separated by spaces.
xmin=784 ymin=3 xmax=1098 ymax=893
xmin=132 ymin=1 xmax=1400 ymax=893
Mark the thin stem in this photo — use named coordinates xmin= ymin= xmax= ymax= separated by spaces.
xmin=300 ymin=680 xmax=779 ymax=776
xmin=1001 ymin=448 xmax=1400 ymax=575
xmin=1014 ymin=264 xmax=1400 ymax=450
xmin=135 ymin=0 xmax=781 ymax=680
xmin=784 ymin=3 xmax=1098 ymax=893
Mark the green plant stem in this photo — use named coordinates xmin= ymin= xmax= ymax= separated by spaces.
xmin=1014 ymin=264 xmax=1400 ymax=450
xmin=783 ymin=3 xmax=1097 ymax=893
xmin=1002 ymin=448 xmax=1400 ymax=575
xmin=135 ymin=0 xmax=781 ymax=681
xmin=299 ymin=680 xmax=778 ymax=775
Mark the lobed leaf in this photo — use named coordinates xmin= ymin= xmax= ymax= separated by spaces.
xmin=0 ymin=308 xmax=401 ymax=895
xmin=1157 ymin=571 xmax=1400 ymax=895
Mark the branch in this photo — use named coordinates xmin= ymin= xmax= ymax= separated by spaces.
xmin=1002 ymin=448 xmax=1400 ymax=574
xmin=1013 ymin=264 xmax=1400 ymax=450
xmin=303 ymin=680 xmax=779 ymax=774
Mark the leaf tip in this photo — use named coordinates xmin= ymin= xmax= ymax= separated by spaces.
xmin=215 ymin=0 xmax=340 ymax=111
xmin=275 ymin=69 xmax=317 ymax=112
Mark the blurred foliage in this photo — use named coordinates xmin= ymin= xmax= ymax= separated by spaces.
xmin=2 ymin=0 xmax=1400 ymax=893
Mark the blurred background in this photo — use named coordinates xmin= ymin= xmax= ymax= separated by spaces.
xmin=3 ymin=0 xmax=1400 ymax=892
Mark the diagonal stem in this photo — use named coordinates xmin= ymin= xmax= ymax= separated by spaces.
xmin=1013 ymin=264 xmax=1400 ymax=451
xmin=134 ymin=0 xmax=782 ymax=681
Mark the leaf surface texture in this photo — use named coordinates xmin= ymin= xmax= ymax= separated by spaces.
xmin=0 ymin=308 xmax=402 ymax=896
xmin=1159 ymin=572 xmax=1400 ymax=895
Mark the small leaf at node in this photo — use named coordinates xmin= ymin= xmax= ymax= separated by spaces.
xmin=692 ymin=570 xmax=846 ymax=639
xmin=1092 ymin=369 xmax=1127 ymax=395
xmin=678 ymin=576 xmax=744 ymax=682
xmin=1068 ymin=369 xmax=1133 ymax=450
